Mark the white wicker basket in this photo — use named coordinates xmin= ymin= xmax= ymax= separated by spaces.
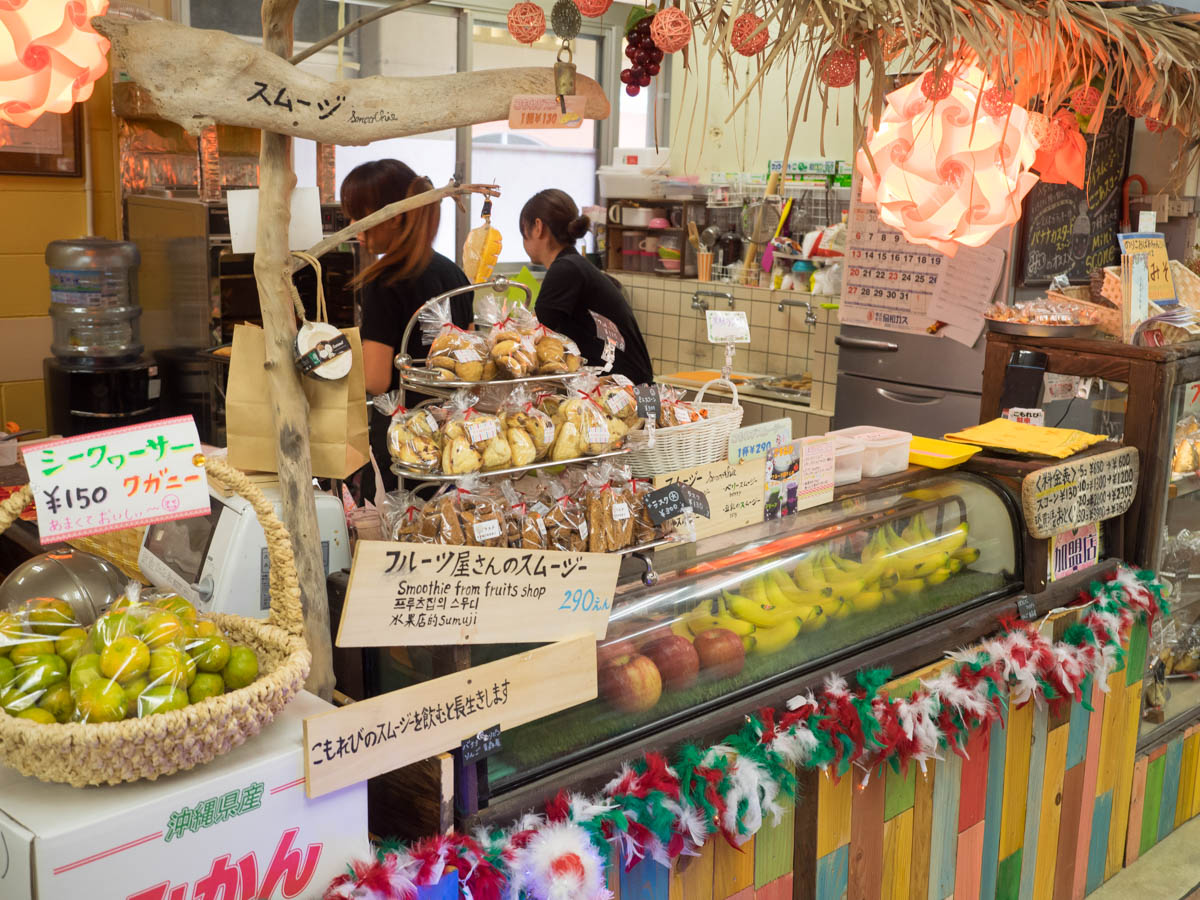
xmin=625 ymin=378 xmax=744 ymax=476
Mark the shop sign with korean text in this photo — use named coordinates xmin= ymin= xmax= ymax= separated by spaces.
xmin=653 ymin=458 xmax=765 ymax=541
xmin=1021 ymin=447 xmax=1139 ymax=539
xmin=22 ymin=416 xmax=208 ymax=544
xmin=1048 ymin=522 xmax=1101 ymax=581
xmin=335 ymin=542 xmax=621 ymax=647
xmin=508 ymin=94 xmax=586 ymax=129
xmin=303 ymin=634 xmax=596 ymax=797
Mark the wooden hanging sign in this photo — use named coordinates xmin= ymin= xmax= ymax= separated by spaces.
xmin=303 ymin=634 xmax=597 ymax=798
xmin=1021 ymin=447 xmax=1139 ymax=539
xmin=335 ymin=541 xmax=621 ymax=647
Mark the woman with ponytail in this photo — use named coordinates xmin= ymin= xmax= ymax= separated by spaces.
xmin=342 ymin=159 xmax=472 ymax=492
xmin=520 ymin=189 xmax=653 ymax=385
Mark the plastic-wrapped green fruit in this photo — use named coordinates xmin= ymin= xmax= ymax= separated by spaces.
xmin=92 ymin=611 xmax=137 ymax=649
xmin=9 ymin=640 xmax=53 ymax=666
xmin=189 ymin=672 xmax=224 ymax=704
xmin=222 ymin=646 xmax=259 ymax=690
xmin=14 ymin=654 xmax=68 ymax=693
xmin=28 ymin=598 xmax=76 ymax=636
xmin=76 ymin=679 xmax=127 ymax=722
xmin=16 ymin=707 xmax=56 ymax=724
xmin=54 ymin=627 xmax=90 ymax=665
xmin=190 ymin=636 xmax=231 ymax=673
xmin=37 ymin=682 xmax=74 ymax=723
xmin=69 ymin=653 xmax=103 ymax=696
xmin=138 ymin=685 xmax=188 ymax=717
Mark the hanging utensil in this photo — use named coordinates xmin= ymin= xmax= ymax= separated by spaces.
xmin=687 ymin=220 xmax=701 ymax=251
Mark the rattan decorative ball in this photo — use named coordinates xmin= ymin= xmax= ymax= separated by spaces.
xmin=1069 ymin=84 xmax=1100 ymax=115
xmin=507 ymin=2 xmax=546 ymax=44
xmin=731 ymin=13 xmax=768 ymax=56
xmin=1147 ymin=117 xmax=1169 ymax=133
xmin=1124 ymin=94 xmax=1151 ymax=119
xmin=550 ymin=0 xmax=581 ymax=39
xmin=818 ymin=49 xmax=857 ymax=88
xmin=573 ymin=0 xmax=611 ymax=16
xmin=1029 ymin=112 xmax=1065 ymax=153
xmin=1054 ymin=109 xmax=1080 ymax=133
xmin=650 ymin=7 xmax=692 ymax=53
xmin=981 ymin=85 xmax=1013 ymax=118
xmin=920 ymin=68 xmax=953 ymax=101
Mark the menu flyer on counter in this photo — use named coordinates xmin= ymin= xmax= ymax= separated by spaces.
xmin=654 ymin=458 xmax=766 ymax=541
xmin=336 ymin=542 xmax=621 ymax=647
xmin=840 ymin=174 xmax=1010 ymax=347
xmin=764 ymin=437 xmax=835 ymax=520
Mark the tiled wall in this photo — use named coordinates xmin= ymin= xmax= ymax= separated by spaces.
xmin=619 ymin=273 xmax=840 ymax=436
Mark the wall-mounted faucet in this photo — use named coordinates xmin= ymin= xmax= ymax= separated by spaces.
xmin=691 ymin=289 xmax=734 ymax=313
xmin=777 ymin=295 xmax=819 ymax=325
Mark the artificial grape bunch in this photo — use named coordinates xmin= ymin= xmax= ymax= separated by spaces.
xmin=619 ymin=15 xmax=663 ymax=97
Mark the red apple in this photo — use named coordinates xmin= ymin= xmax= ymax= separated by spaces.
xmin=596 ymin=639 xmax=636 ymax=668
xmin=643 ymin=635 xmax=700 ymax=691
xmin=693 ymin=628 xmax=746 ymax=679
xmin=598 ymin=653 xmax=663 ymax=713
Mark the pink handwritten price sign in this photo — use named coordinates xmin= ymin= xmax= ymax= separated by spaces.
xmin=23 ymin=416 xmax=210 ymax=544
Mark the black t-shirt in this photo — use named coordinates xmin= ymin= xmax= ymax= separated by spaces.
xmin=535 ymin=246 xmax=654 ymax=385
xmin=359 ymin=252 xmax=471 ymax=498
xmin=359 ymin=251 xmax=472 ymax=393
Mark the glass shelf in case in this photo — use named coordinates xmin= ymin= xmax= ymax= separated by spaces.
xmin=485 ymin=470 xmax=1020 ymax=792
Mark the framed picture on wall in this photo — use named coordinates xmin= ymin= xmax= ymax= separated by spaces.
xmin=0 ymin=106 xmax=83 ymax=177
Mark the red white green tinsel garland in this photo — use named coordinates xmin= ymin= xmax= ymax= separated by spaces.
xmin=324 ymin=566 xmax=1168 ymax=900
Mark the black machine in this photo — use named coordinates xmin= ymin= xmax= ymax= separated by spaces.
xmin=44 ymin=356 xmax=161 ymax=437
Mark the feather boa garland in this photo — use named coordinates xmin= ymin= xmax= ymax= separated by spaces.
xmin=325 ymin=566 xmax=1168 ymax=900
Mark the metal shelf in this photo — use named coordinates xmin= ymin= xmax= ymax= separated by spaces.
xmin=391 ymin=447 xmax=631 ymax=481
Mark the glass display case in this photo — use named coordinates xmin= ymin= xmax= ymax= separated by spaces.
xmin=335 ymin=469 xmax=1019 ymax=801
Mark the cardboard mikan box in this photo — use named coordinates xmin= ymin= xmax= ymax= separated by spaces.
xmin=0 ymin=691 xmax=367 ymax=900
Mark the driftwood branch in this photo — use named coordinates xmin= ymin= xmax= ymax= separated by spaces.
xmin=298 ymin=181 xmax=500 ymax=266
xmin=254 ymin=0 xmax=336 ymax=699
xmin=94 ymin=15 xmax=610 ymax=142
xmin=289 ymin=0 xmax=431 ymax=65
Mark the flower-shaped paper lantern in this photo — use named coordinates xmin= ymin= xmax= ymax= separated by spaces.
xmin=650 ymin=7 xmax=691 ymax=53
xmin=731 ymin=13 xmax=768 ymax=56
xmin=572 ymin=0 xmax=611 ymax=17
xmin=856 ymin=65 xmax=1041 ymax=255
xmin=1033 ymin=121 xmax=1085 ymax=188
xmin=508 ymin=2 xmax=546 ymax=44
xmin=818 ymin=49 xmax=857 ymax=88
xmin=0 ymin=0 xmax=110 ymax=128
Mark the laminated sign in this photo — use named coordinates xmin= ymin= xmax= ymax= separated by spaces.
xmin=22 ymin=416 xmax=209 ymax=544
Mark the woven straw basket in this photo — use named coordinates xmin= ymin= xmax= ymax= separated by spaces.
xmin=625 ymin=378 xmax=744 ymax=476
xmin=0 ymin=457 xmax=312 ymax=787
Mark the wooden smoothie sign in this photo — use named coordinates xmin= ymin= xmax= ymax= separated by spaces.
xmin=336 ymin=541 xmax=621 ymax=646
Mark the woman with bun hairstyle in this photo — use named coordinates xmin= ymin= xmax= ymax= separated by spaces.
xmin=520 ymin=189 xmax=653 ymax=385
xmin=342 ymin=159 xmax=472 ymax=493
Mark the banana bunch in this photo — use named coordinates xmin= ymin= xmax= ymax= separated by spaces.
xmin=793 ymin=547 xmax=884 ymax=617
xmin=862 ymin=518 xmax=979 ymax=594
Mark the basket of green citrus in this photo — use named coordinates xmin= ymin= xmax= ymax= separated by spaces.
xmin=0 ymin=457 xmax=312 ymax=786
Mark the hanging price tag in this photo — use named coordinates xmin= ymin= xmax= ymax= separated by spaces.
xmin=23 ymin=416 xmax=209 ymax=545
xmin=705 ymin=309 xmax=751 ymax=343
xmin=634 ymin=383 xmax=661 ymax=420
xmin=1005 ymin=407 xmax=1045 ymax=426
xmin=590 ymin=311 xmax=625 ymax=350
xmin=460 ymin=725 xmax=502 ymax=764
xmin=680 ymin=483 xmax=710 ymax=517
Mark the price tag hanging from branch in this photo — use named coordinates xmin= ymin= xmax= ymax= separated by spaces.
xmin=591 ymin=310 xmax=624 ymax=372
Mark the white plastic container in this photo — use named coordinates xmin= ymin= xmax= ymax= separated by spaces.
xmin=831 ymin=436 xmax=865 ymax=486
xmin=614 ymin=147 xmax=670 ymax=170
xmin=598 ymin=166 xmax=666 ymax=200
xmin=826 ymin=426 xmax=912 ymax=478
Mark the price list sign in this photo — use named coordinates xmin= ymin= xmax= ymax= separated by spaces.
xmin=23 ymin=416 xmax=209 ymax=544
xmin=335 ymin=542 xmax=621 ymax=647
xmin=1021 ymin=447 xmax=1139 ymax=539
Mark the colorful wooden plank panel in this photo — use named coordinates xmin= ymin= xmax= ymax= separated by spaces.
xmin=1000 ymin=699 xmax=1036 ymax=861
xmin=1071 ymin=679 xmax=1106 ymax=900
xmin=713 ymin=835 xmax=755 ymax=898
xmin=816 ymin=845 xmax=850 ymax=900
xmin=910 ymin=768 xmax=935 ymax=900
xmin=754 ymin=795 xmax=795 ymax=889
xmin=954 ymin=820 xmax=985 ymax=900
xmin=1191 ymin=726 xmax=1200 ymax=823
xmin=1053 ymin=761 xmax=1086 ymax=900
xmin=1125 ymin=755 xmax=1149 ymax=867
xmin=996 ymin=849 xmax=1022 ymax=900
xmin=1157 ymin=736 xmax=1184 ymax=843
xmin=1175 ymin=730 xmax=1200 ymax=830
xmin=756 ymin=874 xmax=793 ymax=900
xmin=980 ymin=716 xmax=1010 ymax=900
xmin=669 ymin=840 xmax=714 ymax=900
xmin=1085 ymin=791 xmax=1114 ymax=896
xmin=958 ymin=727 xmax=991 ymax=832
xmin=930 ymin=751 xmax=962 ymax=900
xmin=886 ymin=765 xmax=918 ymax=822
xmin=621 ymin=858 xmax=671 ymax=900
xmin=848 ymin=767 xmax=886 ymax=900
xmin=1033 ymin=724 xmax=1070 ymax=900
xmin=1139 ymin=752 xmax=1167 ymax=856
xmin=1065 ymin=677 xmax=1093 ymax=771
xmin=1125 ymin=621 xmax=1149 ymax=687
xmin=818 ymin=770 xmax=855 ymax=858
xmin=881 ymin=808 xmax=913 ymax=900
xmin=1017 ymin=704 xmax=1050 ymax=900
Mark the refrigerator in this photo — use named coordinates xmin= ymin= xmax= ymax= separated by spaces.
xmin=831 ymin=326 xmax=987 ymax=435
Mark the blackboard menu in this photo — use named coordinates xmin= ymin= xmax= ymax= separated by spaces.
xmin=1019 ymin=110 xmax=1133 ymax=285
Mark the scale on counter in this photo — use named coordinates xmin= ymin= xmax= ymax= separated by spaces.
xmin=137 ymin=482 xmax=350 ymax=618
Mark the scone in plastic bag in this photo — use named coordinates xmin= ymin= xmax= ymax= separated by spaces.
xmin=455 ymin=477 xmax=508 ymax=548
xmin=501 ymin=386 xmax=555 ymax=464
xmin=374 ymin=392 xmax=441 ymax=474
xmin=438 ymin=391 xmax=508 ymax=474
xmin=419 ymin=296 xmax=487 ymax=382
xmin=552 ymin=375 xmax=614 ymax=458
xmin=533 ymin=324 xmax=584 ymax=375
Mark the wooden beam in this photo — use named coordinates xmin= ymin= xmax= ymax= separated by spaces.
xmin=255 ymin=0 xmax=334 ymax=699
xmin=94 ymin=15 xmax=610 ymax=141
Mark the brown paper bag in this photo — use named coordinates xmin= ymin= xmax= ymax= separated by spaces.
xmin=226 ymin=323 xmax=370 ymax=479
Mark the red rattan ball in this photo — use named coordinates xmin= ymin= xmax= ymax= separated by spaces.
xmin=981 ymin=85 xmax=1013 ymax=118
xmin=650 ymin=7 xmax=692 ymax=53
xmin=507 ymin=2 xmax=546 ymax=44
xmin=818 ymin=49 xmax=858 ymax=88
xmin=1029 ymin=112 xmax=1065 ymax=153
xmin=731 ymin=13 xmax=768 ymax=56
xmin=1054 ymin=109 xmax=1079 ymax=133
xmin=1069 ymin=85 xmax=1100 ymax=115
xmin=1124 ymin=94 xmax=1151 ymax=119
xmin=920 ymin=68 xmax=953 ymax=101
xmin=573 ymin=0 xmax=611 ymax=17
xmin=1147 ymin=117 xmax=1170 ymax=134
